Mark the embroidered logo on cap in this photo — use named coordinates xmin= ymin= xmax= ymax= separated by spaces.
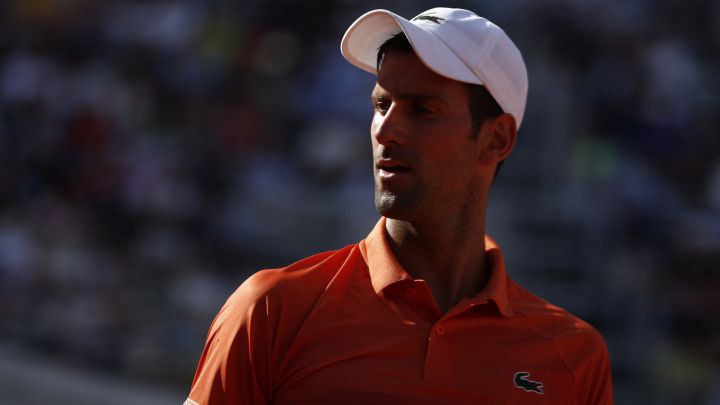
xmin=411 ymin=14 xmax=446 ymax=24
xmin=513 ymin=371 xmax=544 ymax=394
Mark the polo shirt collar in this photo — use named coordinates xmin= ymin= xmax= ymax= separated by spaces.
xmin=475 ymin=236 xmax=514 ymax=317
xmin=361 ymin=217 xmax=514 ymax=318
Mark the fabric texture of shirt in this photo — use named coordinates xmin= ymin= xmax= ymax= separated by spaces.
xmin=186 ymin=218 xmax=613 ymax=404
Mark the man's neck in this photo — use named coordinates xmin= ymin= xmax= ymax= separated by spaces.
xmin=385 ymin=216 xmax=490 ymax=313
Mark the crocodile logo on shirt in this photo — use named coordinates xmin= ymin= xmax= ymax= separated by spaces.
xmin=411 ymin=14 xmax=446 ymax=24
xmin=514 ymin=372 xmax=544 ymax=394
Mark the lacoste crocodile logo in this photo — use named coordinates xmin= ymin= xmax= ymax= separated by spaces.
xmin=514 ymin=371 xmax=544 ymax=394
xmin=412 ymin=14 xmax=446 ymax=24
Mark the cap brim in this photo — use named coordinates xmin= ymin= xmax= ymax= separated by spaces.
xmin=340 ymin=9 xmax=480 ymax=85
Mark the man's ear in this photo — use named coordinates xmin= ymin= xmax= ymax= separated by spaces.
xmin=478 ymin=113 xmax=517 ymax=165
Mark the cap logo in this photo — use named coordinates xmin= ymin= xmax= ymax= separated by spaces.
xmin=513 ymin=372 xmax=544 ymax=394
xmin=411 ymin=14 xmax=446 ymax=24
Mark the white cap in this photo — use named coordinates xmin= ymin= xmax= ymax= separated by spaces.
xmin=341 ymin=7 xmax=528 ymax=128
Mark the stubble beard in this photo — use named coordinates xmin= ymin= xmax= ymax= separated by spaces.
xmin=374 ymin=183 xmax=420 ymax=220
xmin=375 ymin=189 xmax=395 ymax=217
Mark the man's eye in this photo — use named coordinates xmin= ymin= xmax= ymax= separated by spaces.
xmin=374 ymin=100 xmax=390 ymax=113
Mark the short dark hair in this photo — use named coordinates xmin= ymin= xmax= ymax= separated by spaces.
xmin=376 ymin=32 xmax=504 ymax=138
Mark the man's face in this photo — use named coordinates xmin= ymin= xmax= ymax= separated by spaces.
xmin=371 ymin=51 xmax=482 ymax=222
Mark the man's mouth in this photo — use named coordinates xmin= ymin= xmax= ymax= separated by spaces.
xmin=379 ymin=165 xmax=410 ymax=173
xmin=376 ymin=160 xmax=410 ymax=177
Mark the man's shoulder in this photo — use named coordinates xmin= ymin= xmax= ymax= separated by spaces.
xmin=506 ymin=282 xmax=613 ymax=399
xmin=508 ymin=281 xmax=608 ymax=358
xmin=230 ymin=243 xmax=362 ymax=307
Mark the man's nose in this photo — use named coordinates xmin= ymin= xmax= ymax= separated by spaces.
xmin=371 ymin=106 xmax=407 ymax=146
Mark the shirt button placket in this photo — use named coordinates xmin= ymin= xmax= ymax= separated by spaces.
xmin=425 ymin=322 xmax=448 ymax=383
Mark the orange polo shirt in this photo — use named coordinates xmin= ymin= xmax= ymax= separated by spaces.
xmin=186 ymin=218 xmax=612 ymax=404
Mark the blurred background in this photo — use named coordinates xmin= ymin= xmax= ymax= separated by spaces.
xmin=0 ymin=0 xmax=718 ymax=403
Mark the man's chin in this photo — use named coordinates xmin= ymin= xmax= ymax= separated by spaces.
xmin=375 ymin=193 xmax=415 ymax=220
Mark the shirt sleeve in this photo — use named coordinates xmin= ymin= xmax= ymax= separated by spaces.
xmin=186 ymin=275 xmax=274 ymax=405
xmin=572 ymin=328 xmax=614 ymax=405
xmin=185 ymin=247 xmax=354 ymax=404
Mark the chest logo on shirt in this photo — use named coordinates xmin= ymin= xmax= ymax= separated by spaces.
xmin=513 ymin=371 xmax=544 ymax=394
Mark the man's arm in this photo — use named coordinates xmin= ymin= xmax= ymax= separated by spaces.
xmin=563 ymin=325 xmax=614 ymax=405
xmin=186 ymin=275 xmax=274 ymax=405
xmin=576 ymin=337 xmax=613 ymax=405
xmin=185 ymin=247 xmax=354 ymax=404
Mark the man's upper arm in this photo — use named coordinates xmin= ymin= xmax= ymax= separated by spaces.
xmin=185 ymin=246 xmax=355 ymax=404
xmin=565 ymin=325 xmax=614 ymax=405
xmin=578 ymin=333 xmax=613 ymax=405
xmin=186 ymin=273 xmax=274 ymax=405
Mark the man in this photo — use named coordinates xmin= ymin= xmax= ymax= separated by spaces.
xmin=186 ymin=7 xmax=613 ymax=404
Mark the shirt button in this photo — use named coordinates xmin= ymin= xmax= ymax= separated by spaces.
xmin=434 ymin=324 xmax=446 ymax=335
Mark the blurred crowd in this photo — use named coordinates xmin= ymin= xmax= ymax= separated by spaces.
xmin=0 ymin=0 xmax=718 ymax=403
